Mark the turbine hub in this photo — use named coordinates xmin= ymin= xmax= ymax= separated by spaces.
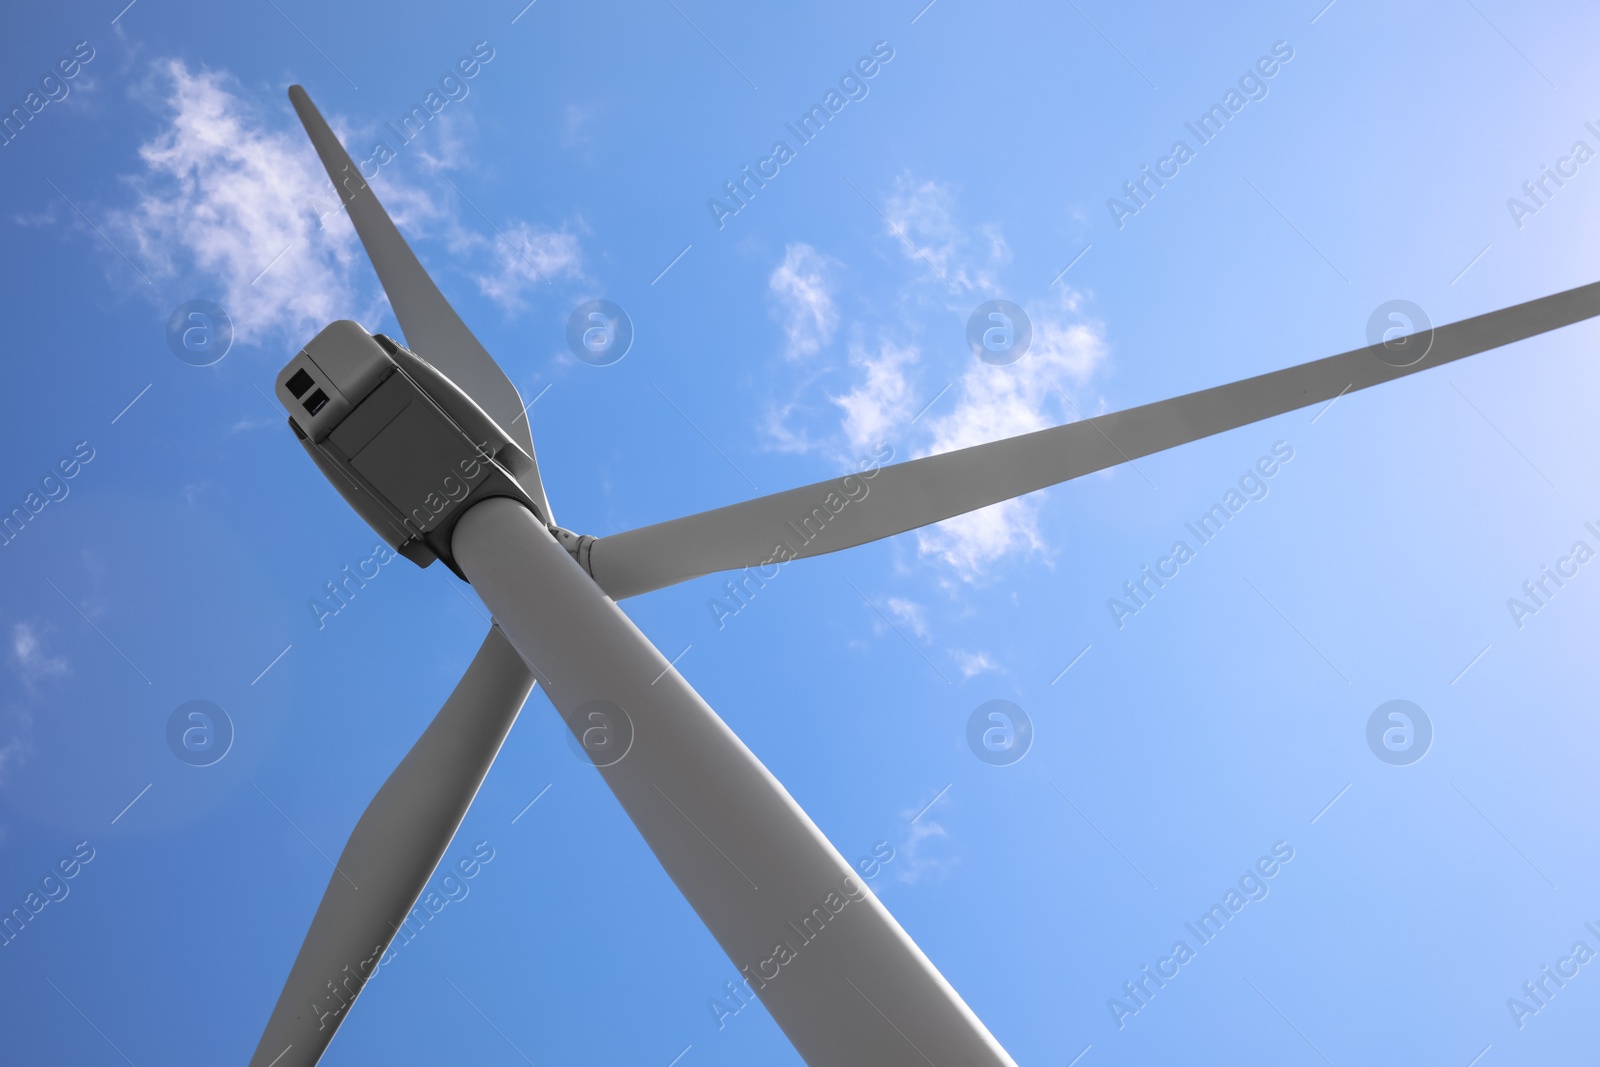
xmin=547 ymin=525 xmax=597 ymax=578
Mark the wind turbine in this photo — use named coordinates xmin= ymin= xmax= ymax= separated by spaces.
xmin=250 ymin=86 xmax=1600 ymax=1067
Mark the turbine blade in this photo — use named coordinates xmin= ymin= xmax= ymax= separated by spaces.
xmin=247 ymin=627 xmax=535 ymax=1067
xmin=287 ymin=85 xmax=552 ymax=522
xmin=453 ymin=498 xmax=1019 ymax=1066
xmin=590 ymin=280 xmax=1600 ymax=599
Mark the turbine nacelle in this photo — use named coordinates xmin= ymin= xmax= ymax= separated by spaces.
xmin=277 ymin=319 xmax=548 ymax=577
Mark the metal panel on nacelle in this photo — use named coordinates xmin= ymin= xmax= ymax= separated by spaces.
xmin=278 ymin=320 xmax=542 ymax=577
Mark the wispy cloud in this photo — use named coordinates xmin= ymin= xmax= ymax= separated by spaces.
xmin=107 ymin=60 xmax=371 ymax=347
xmin=470 ymin=221 xmax=583 ymax=313
xmin=561 ymin=102 xmax=601 ymax=149
xmin=0 ymin=725 xmax=29 ymax=790
xmin=896 ymin=809 xmax=956 ymax=885
xmin=884 ymin=596 xmax=931 ymax=642
xmin=1 ymin=623 xmax=63 ymax=790
xmin=12 ymin=623 xmax=67 ymax=687
xmin=229 ymin=415 xmax=279 ymax=434
xmin=950 ymin=649 xmax=997 ymax=679
xmin=915 ymin=287 xmax=1108 ymax=580
xmin=768 ymin=242 xmax=839 ymax=360
xmin=99 ymin=60 xmax=585 ymax=350
xmin=846 ymin=177 xmax=1112 ymax=581
xmin=755 ymin=179 xmax=1113 ymax=584
xmin=882 ymin=176 xmax=1010 ymax=296
xmin=830 ymin=338 xmax=919 ymax=454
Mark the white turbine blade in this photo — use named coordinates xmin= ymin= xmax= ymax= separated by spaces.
xmin=453 ymin=498 xmax=1019 ymax=1067
xmin=590 ymin=280 xmax=1600 ymax=599
xmin=248 ymin=627 xmax=535 ymax=1067
xmin=287 ymin=85 xmax=552 ymax=522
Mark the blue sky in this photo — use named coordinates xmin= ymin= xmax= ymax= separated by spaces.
xmin=4 ymin=0 xmax=1600 ymax=1063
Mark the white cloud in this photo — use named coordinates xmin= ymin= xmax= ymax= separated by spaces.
xmin=759 ymin=246 xmax=853 ymax=453
xmin=760 ymin=395 xmax=823 ymax=455
xmin=768 ymin=243 xmax=839 ymax=360
xmin=764 ymin=177 xmax=1112 ymax=584
xmin=882 ymin=176 xmax=1009 ymax=295
xmin=103 ymin=60 xmax=584 ymax=351
xmin=884 ymin=597 xmax=930 ymax=642
xmin=0 ymin=727 xmax=28 ymax=789
xmin=915 ymin=502 xmax=1043 ymax=579
xmin=408 ymin=107 xmax=475 ymax=179
xmin=471 ymin=222 xmax=583 ymax=313
xmin=561 ymin=102 xmax=600 ymax=148
xmin=12 ymin=624 xmax=66 ymax=687
xmin=895 ymin=803 xmax=957 ymax=886
xmin=229 ymin=415 xmax=278 ymax=433
xmin=829 ymin=338 xmax=920 ymax=454
xmin=914 ymin=287 xmax=1109 ymax=580
xmin=1 ymin=624 xmax=59 ymax=788
xmin=108 ymin=60 xmax=371 ymax=348
xmin=950 ymin=649 xmax=997 ymax=679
